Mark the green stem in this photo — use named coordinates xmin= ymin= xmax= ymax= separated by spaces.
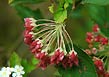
xmin=37 ymin=19 xmax=56 ymax=23
xmin=104 ymin=57 xmax=108 ymax=69
xmin=59 ymin=26 xmax=63 ymax=48
xmin=63 ymin=25 xmax=74 ymax=50
xmin=42 ymin=30 xmax=55 ymax=44
xmin=106 ymin=57 xmax=109 ymax=72
xmin=45 ymin=31 xmax=56 ymax=52
xmin=62 ymin=28 xmax=72 ymax=52
xmin=38 ymin=23 xmax=56 ymax=27
xmin=57 ymin=29 xmax=60 ymax=48
xmin=60 ymin=26 xmax=67 ymax=54
xmin=33 ymin=27 xmax=54 ymax=36
xmin=36 ymin=30 xmax=52 ymax=39
xmin=101 ymin=56 xmax=106 ymax=61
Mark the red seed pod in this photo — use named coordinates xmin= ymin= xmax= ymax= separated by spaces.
xmin=61 ymin=56 xmax=71 ymax=68
xmin=69 ymin=51 xmax=79 ymax=66
xmin=30 ymin=40 xmax=42 ymax=49
xmin=24 ymin=23 xmax=33 ymax=31
xmin=86 ymin=32 xmax=94 ymax=43
xmin=94 ymin=59 xmax=104 ymax=75
xmin=24 ymin=30 xmax=32 ymax=38
xmin=38 ymin=56 xmax=50 ymax=70
xmin=37 ymin=52 xmax=50 ymax=70
xmin=31 ymin=47 xmax=42 ymax=53
xmin=35 ymin=52 xmax=46 ymax=60
xmin=50 ymin=48 xmax=64 ymax=64
xmin=94 ymin=35 xmax=102 ymax=42
xmin=24 ymin=37 xmax=33 ymax=45
xmin=104 ymin=72 xmax=109 ymax=77
xmin=93 ymin=24 xmax=100 ymax=32
xmin=61 ymin=51 xmax=79 ymax=68
xmin=24 ymin=33 xmax=32 ymax=38
xmin=24 ymin=30 xmax=33 ymax=45
xmin=24 ymin=18 xmax=34 ymax=31
xmin=100 ymin=37 xmax=108 ymax=45
xmin=30 ymin=39 xmax=42 ymax=54
xmin=30 ymin=40 xmax=39 ymax=49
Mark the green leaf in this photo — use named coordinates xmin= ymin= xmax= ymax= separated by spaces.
xmin=48 ymin=4 xmax=54 ymax=13
xmin=84 ymin=4 xmax=105 ymax=25
xmin=32 ymin=57 xmax=39 ymax=65
xmin=105 ymin=57 xmax=109 ymax=71
xmin=99 ymin=6 xmax=109 ymax=37
xmin=9 ymin=0 xmax=45 ymax=6
xmin=9 ymin=52 xmax=21 ymax=67
xmin=33 ymin=9 xmax=43 ymax=19
xmin=68 ymin=0 xmax=73 ymax=4
xmin=54 ymin=9 xmax=67 ymax=23
xmin=58 ymin=44 xmax=97 ymax=77
xmin=69 ymin=4 xmax=83 ymax=19
xmin=21 ymin=57 xmax=39 ymax=75
xmin=64 ymin=2 xmax=69 ymax=9
xmin=9 ymin=0 xmax=13 ymax=4
xmin=82 ymin=0 xmax=109 ymax=5
xmin=84 ymin=4 xmax=109 ymax=37
xmin=21 ymin=59 xmax=35 ymax=74
xmin=54 ymin=70 xmax=62 ymax=77
xmin=13 ymin=5 xmax=43 ymax=20
xmin=65 ymin=0 xmax=73 ymax=4
xmin=21 ymin=59 xmax=35 ymax=77
xmin=58 ymin=68 xmax=72 ymax=77
xmin=71 ymin=67 xmax=81 ymax=77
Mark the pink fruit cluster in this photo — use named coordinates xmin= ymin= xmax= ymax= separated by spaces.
xmin=23 ymin=18 xmax=79 ymax=69
xmin=86 ymin=24 xmax=108 ymax=45
xmin=85 ymin=24 xmax=109 ymax=77
xmin=24 ymin=18 xmax=35 ymax=45
xmin=85 ymin=24 xmax=109 ymax=55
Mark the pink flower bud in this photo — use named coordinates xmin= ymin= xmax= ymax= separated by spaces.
xmin=93 ymin=24 xmax=99 ymax=32
xmin=69 ymin=51 xmax=79 ymax=66
xmin=50 ymin=48 xmax=64 ymax=64
xmin=86 ymin=32 xmax=94 ymax=43
xmin=24 ymin=30 xmax=33 ymax=45
xmin=94 ymin=35 xmax=102 ymax=42
xmin=104 ymin=72 xmax=109 ymax=77
xmin=24 ymin=18 xmax=34 ymax=31
xmin=38 ymin=56 xmax=50 ymax=70
xmin=94 ymin=59 xmax=104 ymax=75
xmin=100 ymin=37 xmax=108 ymax=45
xmin=30 ymin=39 xmax=42 ymax=53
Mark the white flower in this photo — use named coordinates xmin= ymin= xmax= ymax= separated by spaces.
xmin=0 ymin=71 xmax=10 ymax=77
xmin=12 ymin=73 xmax=23 ymax=77
xmin=12 ymin=65 xmax=25 ymax=77
xmin=0 ymin=67 xmax=12 ymax=77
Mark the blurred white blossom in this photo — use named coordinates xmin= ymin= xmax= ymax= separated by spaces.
xmin=12 ymin=65 xmax=25 ymax=77
xmin=0 ymin=67 xmax=12 ymax=77
xmin=0 ymin=65 xmax=25 ymax=77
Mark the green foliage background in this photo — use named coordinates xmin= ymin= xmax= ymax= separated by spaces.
xmin=0 ymin=0 xmax=109 ymax=77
